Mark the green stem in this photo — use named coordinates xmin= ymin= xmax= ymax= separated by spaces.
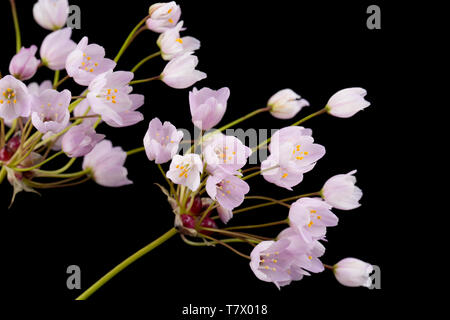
xmin=9 ymin=0 xmax=21 ymax=53
xmin=0 ymin=118 xmax=5 ymax=149
xmin=76 ymin=228 xmax=178 ymax=300
xmin=131 ymin=51 xmax=161 ymax=73
xmin=156 ymin=163 xmax=177 ymax=198
xmin=126 ymin=146 xmax=145 ymax=156
xmin=244 ymin=195 xmax=291 ymax=208
xmin=0 ymin=166 xmax=6 ymax=184
xmin=53 ymin=70 xmax=60 ymax=88
xmin=224 ymin=219 xmax=288 ymax=231
xmin=4 ymin=119 xmax=17 ymax=141
xmin=12 ymin=151 xmax=64 ymax=172
xmin=182 ymin=236 xmax=260 ymax=246
xmin=53 ymin=75 xmax=70 ymax=89
xmin=241 ymin=165 xmax=279 ymax=181
xmin=129 ymin=75 xmax=161 ymax=85
xmin=35 ymin=168 xmax=90 ymax=179
xmin=38 ymin=157 xmax=76 ymax=175
xmin=114 ymin=15 xmax=150 ymax=63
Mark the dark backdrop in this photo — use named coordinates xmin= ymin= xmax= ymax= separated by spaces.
xmin=0 ymin=0 xmax=401 ymax=313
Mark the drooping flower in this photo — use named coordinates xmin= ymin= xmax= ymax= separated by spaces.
xmin=0 ymin=75 xmax=32 ymax=122
xmin=157 ymin=21 xmax=200 ymax=60
xmin=62 ymin=124 xmax=105 ymax=158
xmin=333 ymin=258 xmax=373 ymax=288
xmin=28 ymin=80 xmax=53 ymax=98
xmin=66 ymin=37 xmax=116 ymax=86
xmin=41 ymin=121 xmax=72 ymax=151
xmin=166 ymin=153 xmax=203 ymax=191
xmin=9 ymin=45 xmax=40 ymax=81
xmin=40 ymin=28 xmax=76 ymax=71
xmin=189 ymin=87 xmax=230 ymax=130
xmin=161 ymin=52 xmax=207 ymax=89
xmin=326 ymin=87 xmax=370 ymax=118
xmin=86 ymin=70 xmax=144 ymax=127
xmin=268 ymin=89 xmax=309 ymax=119
xmin=203 ymin=134 xmax=252 ymax=175
xmin=143 ymin=118 xmax=184 ymax=164
xmin=31 ymin=89 xmax=71 ymax=133
xmin=206 ymin=171 xmax=250 ymax=210
xmin=73 ymin=98 xmax=99 ymax=127
xmin=82 ymin=140 xmax=132 ymax=187
xmin=262 ymin=126 xmax=325 ymax=190
xmin=217 ymin=205 xmax=233 ymax=224
xmin=288 ymin=197 xmax=338 ymax=242
xmin=322 ymin=170 xmax=362 ymax=210
xmin=33 ymin=0 xmax=69 ymax=30
xmin=146 ymin=2 xmax=181 ymax=33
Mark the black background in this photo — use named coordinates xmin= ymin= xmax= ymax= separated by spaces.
xmin=0 ymin=0 xmax=404 ymax=313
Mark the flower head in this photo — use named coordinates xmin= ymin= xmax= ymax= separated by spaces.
xmin=326 ymin=87 xmax=370 ymax=118
xmin=62 ymin=124 xmax=105 ymax=158
xmin=206 ymin=171 xmax=250 ymax=210
xmin=82 ymin=140 xmax=132 ymax=187
xmin=9 ymin=45 xmax=40 ymax=81
xmin=40 ymin=28 xmax=76 ymax=71
xmin=66 ymin=37 xmax=116 ymax=86
xmin=189 ymin=87 xmax=230 ymax=130
xmin=31 ymin=89 xmax=71 ymax=133
xmin=87 ymin=70 xmax=143 ymax=127
xmin=0 ymin=75 xmax=32 ymax=122
xmin=33 ymin=0 xmax=69 ymax=30
xmin=157 ymin=21 xmax=200 ymax=60
xmin=161 ymin=52 xmax=206 ymax=89
xmin=147 ymin=2 xmax=182 ymax=33
xmin=333 ymin=258 xmax=373 ymax=288
xmin=268 ymin=89 xmax=309 ymax=119
xmin=144 ymin=117 xmax=184 ymax=164
xmin=166 ymin=154 xmax=203 ymax=191
xmin=322 ymin=170 xmax=362 ymax=210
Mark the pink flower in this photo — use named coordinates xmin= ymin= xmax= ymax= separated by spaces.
xmin=144 ymin=118 xmax=184 ymax=164
xmin=28 ymin=80 xmax=52 ymax=97
xmin=73 ymin=99 xmax=99 ymax=127
xmin=166 ymin=154 xmax=203 ymax=191
xmin=0 ymin=75 xmax=32 ymax=122
xmin=326 ymin=87 xmax=370 ymax=118
xmin=262 ymin=126 xmax=325 ymax=190
xmin=322 ymin=170 xmax=362 ymax=210
xmin=206 ymin=171 xmax=250 ymax=210
xmin=161 ymin=52 xmax=206 ymax=89
xmin=203 ymin=134 xmax=252 ymax=175
xmin=62 ymin=124 xmax=105 ymax=158
xmin=189 ymin=87 xmax=230 ymax=130
xmin=66 ymin=37 xmax=116 ymax=86
xmin=87 ymin=70 xmax=144 ymax=127
xmin=31 ymin=89 xmax=71 ymax=133
xmin=40 ymin=28 xmax=76 ymax=71
xmin=33 ymin=0 xmax=69 ymax=30
xmin=217 ymin=205 xmax=233 ymax=224
xmin=157 ymin=21 xmax=200 ymax=60
xmin=82 ymin=140 xmax=132 ymax=187
xmin=288 ymin=197 xmax=338 ymax=242
xmin=268 ymin=89 xmax=309 ymax=119
xmin=333 ymin=258 xmax=373 ymax=287
xmin=146 ymin=2 xmax=181 ymax=33
xmin=9 ymin=45 xmax=40 ymax=81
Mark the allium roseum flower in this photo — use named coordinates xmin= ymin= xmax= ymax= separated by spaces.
xmin=262 ymin=126 xmax=325 ymax=190
xmin=33 ymin=0 xmax=69 ymax=30
xmin=189 ymin=87 xmax=230 ymax=130
xmin=31 ymin=89 xmax=71 ymax=133
xmin=333 ymin=258 xmax=373 ymax=288
xmin=146 ymin=1 xmax=181 ymax=33
xmin=143 ymin=118 xmax=184 ymax=164
xmin=73 ymin=99 xmax=98 ymax=127
xmin=82 ymin=140 xmax=132 ymax=187
xmin=268 ymin=89 xmax=309 ymax=119
xmin=322 ymin=170 xmax=362 ymax=210
xmin=203 ymin=134 xmax=252 ymax=175
xmin=288 ymin=197 xmax=338 ymax=242
xmin=40 ymin=28 xmax=76 ymax=71
xmin=28 ymin=80 xmax=52 ymax=97
xmin=206 ymin=171 xmax=250 ymax=210
xmin=66 ymin=37 xmax=116 ymax=86
xmin=86 ymin=70 xmax=144 ymax=127
xmin=62 ymin=124 xmax=105 ymax=158
xmin=217 ymin=205 xmax=233 ymax=224
xmin=326 ymin=87 xmax=370 ymax=118
xmin=157 ymin=21 xmax=200 ymax=60
xmin=166 ymin=154 xmax=203 ymax=191
xmin=0 ymin=75 xmax=32 ymax=122
xmin=9 ymin=45 xmax=40 ymax=81
xmin=161 ymin=52 xmax=207 ymax=89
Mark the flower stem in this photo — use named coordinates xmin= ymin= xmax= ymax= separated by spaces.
xmin=244 ymin=195 xmax=291 ymax=208
xmin=129 ymin=75 xmax=161 ymax=85
xmin=76 ymin=228 xmax=178 ymax=300
xmin=224 ymin=219 xmax=288 ymax=231
xmin=4 ymin=119 xmax=17 ymax=141
xmin=12 ymin=151 xmax=65 ymax=172
xmin=9 ymin=0 xmax=21 ymax=53
xmin=198 ymin=233 xmax=251 ymax=260
xmin=53 ymin=75 xmax=70 ymax=89
xmin=114 ymin=15 xmax=150 ymax=63
xmin=131 ymin=51 xmax=161 ymax=73
xmin=0 ymin=166 xmax=6 ymax=184
xmin=0 ymin=118 xmax=5 ymax=149
xmin=53 ymin=70 xmax=60 ymax=88
xmin=126 ymin=146 xmax=145 ymax=156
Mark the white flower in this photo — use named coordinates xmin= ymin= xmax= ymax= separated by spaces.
xmin=326 ymin=87 xmax=370 ymax=118
xmin=322 ymin=170 xmax=362 ymax=210
xmin=268 ymin=89 xmax=309 ymax=119
xmin=157 ymin=21 xmax=200 ymax=61
xmin=166 ymin=154 xmax=203 ymax=191
xmin=334 ymin=258 xmax=373 ymax=287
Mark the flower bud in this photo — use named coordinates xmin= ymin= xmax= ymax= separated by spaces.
xmin=322 ymin=170 xmax=362 ymax=210
xmin=326 ymin=87 xmax=370 ymax=118
xmin=9 ymin=46 xmax=40 ymax=81
xmin=33 ymin=0 xmax=69 ymax=31
xmin=161 ymin=52 xmax=207 ymax=89
xmin=333 ymin=258 xmax=373 ymax=288
xmin=40 ymin=28 xmax=76 ymax=71
xmin=268 ymin=89 xmax=309 ymax=119
xmin=147 ymin=2 xmax=181 ymax=33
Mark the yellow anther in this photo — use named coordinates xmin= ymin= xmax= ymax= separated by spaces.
xmin=112 ymin=96 xmax=116 ymax=99
xmin=7 ymin=100 xmax=10 ymax=104
xmin=310 ymin=210 xmax=316 ymax=213
xmin=107 ymin=89 xmax=111 ymax=94
xmin=168 ymin=18 xmax=174 ymax=23
xmin=94 ymin=63 xmax=99 ymax=67
xmin=308 ymin=256 xmax=312 ymax=260
xmin=85 ymin=67 xmax=89 ymax=71
xmin=226 ymin=190 xmax=231 ymax=194
xmin=272 ymin=268 xmax=276 ymax=271
xmin=282 ymin=173 xmax=288 ymax=178
xmin=114 ymin=89 xmax=118 ymax=93
xmin=260 ymin=259 xmax=265 ymax=263
xmin=176 ymin=165 xmax=179 ymax=168
xmin=317 ymin=216 xmax=321 ymax=220
xmin=304 ymin=151 xmax=309 ymax=155
xmin=82 ymin=62 xmax=86 ymax=66
xmin=296 ymin=156 xmax=304 ymax=160
xmin=265 ymin=266 xmax=269 ymax=270
xmin=11 ymin=93 xmax=15 ymax=97
xmin=0 ymin=100 xmax=3 ymax=104
xmin=13 ymin=99 xmax=17 ymax=104
xmin=176 ymin=37 xmax=182 ymax=43
xmin=106 ymin=96 xmax=110 ymax=100
xmin=89 ymin=68 xmax=94 ymax=72
xmin=308 ymin=221 xmax=313 ymax=227
xmin=7 ymin=88 xmax=12 ymax=92
xmin=47 ymin=103 xmax=51 ymax=107
xmin=272 ymin=259 xmax=278 ymax=263
xmin=274 ymin=251 xmax=279 ymax=255
xmin=168 ymin=8 xmax=173 ymax=13
xmin=87 ymin=56 xmax=91 ymax=60
xmin=112 ymin=100 xmax=116 ymax=104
